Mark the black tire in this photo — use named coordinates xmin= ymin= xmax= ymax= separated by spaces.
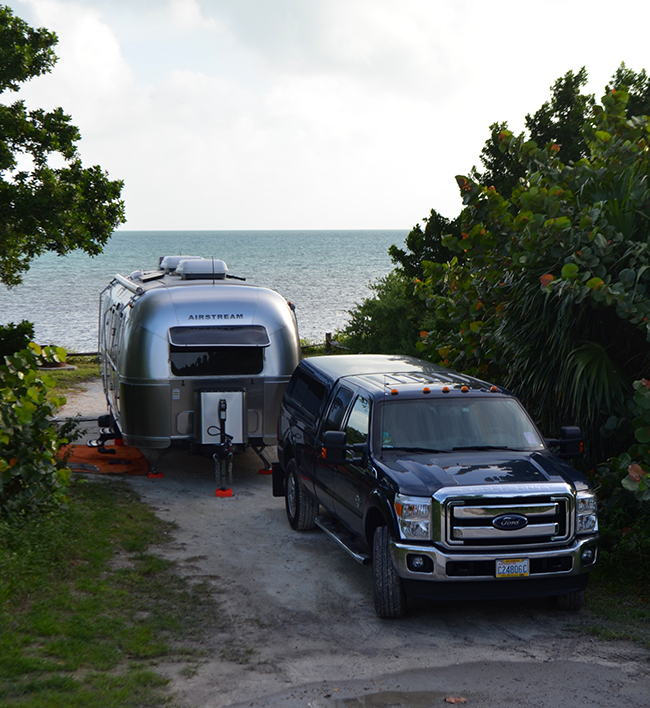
xmin=553 ymin=589 xmax=585 ymax=611
xmin=285 ymin=459 xmax=318 ymax=531
xmin=373 ymin=526 xmax=407 ymax=619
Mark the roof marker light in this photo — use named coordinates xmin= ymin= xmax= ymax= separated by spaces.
xmin=442 ymin=387 xmax=450 ymax=394
xmin=490 ymin=386 xmax=499 ymax=393
xmin=423 ymin=387 xmax=431 ymax=394
xmin=391 ymin=388 xmax=399 ymax=396
xmin=461 ymin=386 xmax=469 ymax=393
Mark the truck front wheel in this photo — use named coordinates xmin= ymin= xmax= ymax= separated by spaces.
xmin=285 ymin=459 xmax=318 ymax=531
xmin=373 ymin=526 xmax=407 ymax=619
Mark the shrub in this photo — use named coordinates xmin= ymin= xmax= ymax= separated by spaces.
xmin=605 ymin=379 xmax=650 ymax=504
xmin=0 ymin=343 xmax=76 ymax=516
xmin=0 ymin=320 xmax=34 ymax=360
xmin=338 ymin=271 xmax=431 ymax=356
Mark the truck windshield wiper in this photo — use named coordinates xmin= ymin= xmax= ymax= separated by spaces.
xmin=451 ymin=445 xmax=527 ymax=452
xmin=383 ymin=446 xmax=451 ymax=454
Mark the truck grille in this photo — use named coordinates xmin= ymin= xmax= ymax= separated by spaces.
xmin=435 ymin=485 xmax=574 ymax=550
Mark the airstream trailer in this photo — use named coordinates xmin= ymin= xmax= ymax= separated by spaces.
xmin=98 ymin=257 xmax=301 ymax=465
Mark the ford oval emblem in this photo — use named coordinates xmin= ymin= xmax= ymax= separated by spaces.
xmin=492 ymin=513 xmax=528 ymax=531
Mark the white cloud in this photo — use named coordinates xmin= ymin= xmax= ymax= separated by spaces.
xmin=166 ymin=0 xmax=220 ymax=30
xmin=319 ymin=0 xmax=462 ymax=89
xmin=15 ymin=0 xmax=136 ymax=145
xmin=6 ymin=0 xmax=650 ymax=229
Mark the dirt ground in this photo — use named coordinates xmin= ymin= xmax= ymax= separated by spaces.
xmin=60 ymin=383 xmax=650 ymax=708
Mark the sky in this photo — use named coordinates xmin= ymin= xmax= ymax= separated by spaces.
xmin=4 ymin=0 xmax=650 ymax=231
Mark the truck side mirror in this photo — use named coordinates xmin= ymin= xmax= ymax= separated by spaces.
xmin=559 ymin=426 xmax=583 ymax=459
xmin=322 ymin=430 xmax=347 ymax=462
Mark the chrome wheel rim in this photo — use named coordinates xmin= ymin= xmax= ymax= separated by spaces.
xmin=287 ymin=472 xmax=297 ymax=519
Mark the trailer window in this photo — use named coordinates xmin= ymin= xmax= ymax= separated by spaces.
xmin=170 ymin=345 xmax=264 ymax=376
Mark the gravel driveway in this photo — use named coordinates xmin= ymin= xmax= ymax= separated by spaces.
xmin=61 ymin=382 xmax=650 ymax=708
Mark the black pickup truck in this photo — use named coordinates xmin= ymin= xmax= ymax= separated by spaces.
xmin=273 ymin=354 xmax=599 ymax=618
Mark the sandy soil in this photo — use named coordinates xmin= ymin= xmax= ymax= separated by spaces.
xmin=59 ymin=383 xmax=650 ymax=708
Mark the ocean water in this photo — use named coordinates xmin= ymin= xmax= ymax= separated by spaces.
xmin=0 ymin=230 xmax=406 ymax=352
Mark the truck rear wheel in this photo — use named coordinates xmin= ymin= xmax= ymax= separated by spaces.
xmin=285 ymin=459 xmax=318 ymax=531
xmin=373 ymin=526 xmax=407 ymax=619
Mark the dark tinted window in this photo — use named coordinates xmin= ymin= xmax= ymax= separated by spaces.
xmin=170 ymin=345 xmax=263 ymax=376
xmin=324 ymin=385 xmax=354 ymax=431
xmin=285 ymin=368 xmax=328 ymax=418
xmin=379 ymin=397 xmax=543 ymax=451
xmin=346 ymin=395 xmax=370 ymax=445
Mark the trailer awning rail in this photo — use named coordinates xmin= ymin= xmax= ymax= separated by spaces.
xmin=169 ymin=325 xmax=270 ymax=347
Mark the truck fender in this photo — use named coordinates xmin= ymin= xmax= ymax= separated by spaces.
xmin=365 ymin=489 xmax=399 ymax=547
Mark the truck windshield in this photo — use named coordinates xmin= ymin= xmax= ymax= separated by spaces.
xmin=379 ymin=397 xmax=544 ymax=453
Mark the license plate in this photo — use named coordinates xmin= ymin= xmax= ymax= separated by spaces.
xmin=496 ymin=558 xmax=529 ymax=578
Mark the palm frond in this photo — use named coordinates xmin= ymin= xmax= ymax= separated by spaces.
xmin=558 ymin=342 xmax=628 ymax=424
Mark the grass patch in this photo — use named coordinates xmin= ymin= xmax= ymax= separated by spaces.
xmin=582 ymin=562 xmax=650 ymax=647
xmin=0 ymin=479 xmax=220 ymax=707
xmin=580 ymin=506 xmax=650 ymax=647
xmin=219 ymin=639 xmax=255 ymax=665
xmin=46 ymin=356 xmax=101 ymax=395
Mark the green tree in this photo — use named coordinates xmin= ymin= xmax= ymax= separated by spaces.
xmin=393 ymin=65 xmax=650 ymax=288
xmin=524 ymin=67 xmax=594 ymax=166
xmin=338 ymin=271 xmax=430 ymax=356
xmin=607 ymin=62 xmax=650 ymax=117
xmin=393 ymin=69 xmax=596 ymax=281
xmin=416 ymin=88 xmax=650 ymax=466
xmin=472 ymin=69 xmax=594 ymax=196
xmin=389 ymin=209 xmax=461 ymax=279
xmin=471 ymin=121 xmax=527 ymax=198
xmin=340 ymin=212 xmax=456 ymax=351
xmin=0 ymin=5 xmax=124 ymax=287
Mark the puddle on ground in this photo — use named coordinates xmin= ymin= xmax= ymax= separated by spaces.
xmin=309 ymin=690 xmax=450 ymax=708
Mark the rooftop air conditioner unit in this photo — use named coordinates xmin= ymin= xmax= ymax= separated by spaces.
xmin=159 ymin=255 xmax=203 ymax=274
xmin=177 ymin=258 xmax=229 ymax=280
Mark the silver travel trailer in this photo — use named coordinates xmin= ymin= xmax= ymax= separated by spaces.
xmin=98 ymin=256 xmax=301 ymax=464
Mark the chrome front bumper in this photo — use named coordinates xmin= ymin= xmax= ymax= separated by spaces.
xmin=391 ymin=535 xmax=598 ymax=582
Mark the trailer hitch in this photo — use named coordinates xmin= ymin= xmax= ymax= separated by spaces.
xmin=213 ymin=398 xmax=234 ymax=497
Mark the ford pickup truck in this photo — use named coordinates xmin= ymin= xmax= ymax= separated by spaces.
xmin=273 ymin=354 xmax=598 ymax=618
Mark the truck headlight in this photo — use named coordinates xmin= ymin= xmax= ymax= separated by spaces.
xmin=576 ymin=492 xmax=598 ymax=535
xmin=394 ymin=494 xmax=431 ymax=540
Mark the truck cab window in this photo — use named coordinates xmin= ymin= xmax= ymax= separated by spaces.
xmin=324 ymin=385 xmax=354 ymax=432
xmin=285 ymin=370 xmax=328 ymax=419
xmin=346 ymin=395 xmax=370 ymax=446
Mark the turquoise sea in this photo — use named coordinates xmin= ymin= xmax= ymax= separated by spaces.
xmin=0 ymin=230 xmax=407 ymax=352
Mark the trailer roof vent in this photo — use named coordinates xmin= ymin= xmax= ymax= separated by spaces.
xmin=177 ymin=258 xmax=229 ymax=280
xmin=159 ymin=255 xmax=203 ymax=273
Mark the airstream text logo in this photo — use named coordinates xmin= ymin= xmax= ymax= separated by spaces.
xmin=188 ymin=314 xmax=244 ymax=321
